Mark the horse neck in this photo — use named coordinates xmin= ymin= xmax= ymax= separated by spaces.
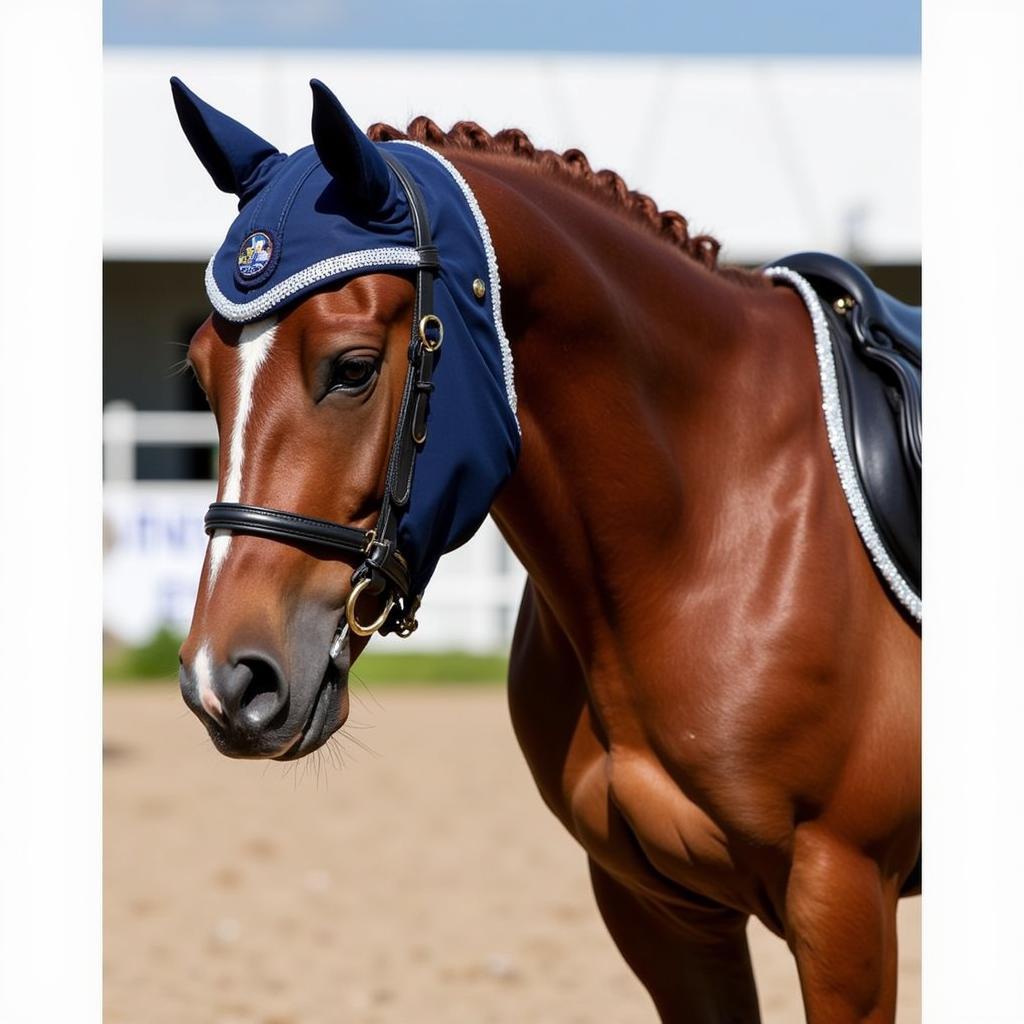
xmin=456 ymin=153 xmax=814 ymax=654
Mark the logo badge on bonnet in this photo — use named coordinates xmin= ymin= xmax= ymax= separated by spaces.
xmin=236 ymin=230 xmax=275 ymax=282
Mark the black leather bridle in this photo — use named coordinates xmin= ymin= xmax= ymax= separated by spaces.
xmin=203 ymin=152 xmax=442 ymax=641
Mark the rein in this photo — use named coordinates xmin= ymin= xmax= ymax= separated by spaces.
xmin=203 ymin=151 xmax=442 ymax=641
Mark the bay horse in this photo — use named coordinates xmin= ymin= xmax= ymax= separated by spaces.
xmin=173 ymin=78 xmax=920 ymax=1023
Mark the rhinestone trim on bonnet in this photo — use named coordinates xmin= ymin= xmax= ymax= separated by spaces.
xmin=206 ymin=246 xmax=421 ymax=322
xmin=763 ymin=265 xmax=922 ymax=622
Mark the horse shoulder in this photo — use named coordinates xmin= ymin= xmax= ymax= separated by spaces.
xmin=507 ymin=583 xmax=782 ymax=913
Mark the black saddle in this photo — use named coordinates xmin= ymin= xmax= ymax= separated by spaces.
xmin=771 ymin=253 xmax=921 ymax=607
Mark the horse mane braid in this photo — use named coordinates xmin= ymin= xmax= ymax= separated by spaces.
xmin=368 ymin=117 xmax=757 ymax=281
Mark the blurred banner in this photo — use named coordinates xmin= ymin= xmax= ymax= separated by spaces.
xmin=104 ymin=482 xmax=212 ymax=644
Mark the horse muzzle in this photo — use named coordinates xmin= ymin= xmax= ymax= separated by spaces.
xmin=179 ymin=625 xmax=351 ymax=760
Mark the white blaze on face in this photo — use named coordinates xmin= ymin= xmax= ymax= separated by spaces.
xmin=195 ymin=643 xmax=224 ymax=722
xmin=207 ymin=316 xmax=278 ymax=592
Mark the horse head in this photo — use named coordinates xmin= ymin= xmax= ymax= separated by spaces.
xmin=172 ymin=79 xmax=519 ymax=759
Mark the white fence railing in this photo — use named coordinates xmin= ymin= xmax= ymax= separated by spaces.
xmin=103 ymin=401 xmax=219 ymax=482
xmin=103 ymin=403 xmax=527 ymax=651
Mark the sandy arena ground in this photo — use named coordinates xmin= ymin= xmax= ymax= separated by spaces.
xmin=105 ymin=684 xmax=920 ymax=1024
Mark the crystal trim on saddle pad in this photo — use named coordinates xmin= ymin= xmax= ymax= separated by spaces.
xmin=762 ymin=265 xmax=922 ymax=622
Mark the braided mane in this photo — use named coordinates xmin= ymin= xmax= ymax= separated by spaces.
xmin=368 ymin=117 xmax=762 ymax=283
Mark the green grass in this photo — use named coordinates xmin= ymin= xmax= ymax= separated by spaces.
xmin=104 ymin=629 xmax=508 ymax=685
xmin=104 ymin=628 xmax=184 ymax=683
xmin=350 ymin=651 xmax=507 ymax=685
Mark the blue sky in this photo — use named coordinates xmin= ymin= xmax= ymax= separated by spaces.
xmin=105 ymin=0 xmax=919 ymax=55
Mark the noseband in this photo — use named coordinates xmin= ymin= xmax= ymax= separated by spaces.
xmin=203 ymin=152 xmax=442 ymax=640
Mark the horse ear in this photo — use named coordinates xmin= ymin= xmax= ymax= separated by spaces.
xmin=170 ymin=77 xmax=283 ymax=202
xmin=309 ymin=79 xmax=392 ymax=213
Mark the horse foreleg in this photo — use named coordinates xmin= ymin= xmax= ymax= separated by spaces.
xmin=588 ymin=858 xmax=762 ymax=1023
xmin=786 ymin=826 xmax=899 ymax=1024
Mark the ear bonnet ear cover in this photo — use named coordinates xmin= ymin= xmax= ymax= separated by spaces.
xmin=170 ymin=77 xmax=286 ymax=206
xmin=171 ymin=79 xmax=520 ymax=604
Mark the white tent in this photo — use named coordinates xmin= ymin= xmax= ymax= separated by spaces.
xmin=105 ymin=49 xmax=919 ymax=264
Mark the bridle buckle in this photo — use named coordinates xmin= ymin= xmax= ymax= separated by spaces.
xmin=393 ymin=595 xmax=422 ymax=638
xmin=418 ymin=314 xmax=444 ymax=352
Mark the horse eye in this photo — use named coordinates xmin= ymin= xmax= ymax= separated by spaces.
xmin=329 ymin=355 xmax=379 ymax=394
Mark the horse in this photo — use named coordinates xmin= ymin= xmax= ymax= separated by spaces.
xmin=172 ymin=78 xmax=921 ymax=1023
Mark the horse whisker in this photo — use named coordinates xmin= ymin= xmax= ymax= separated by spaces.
xmin=338 ymin=727 xmax=380 ymax=759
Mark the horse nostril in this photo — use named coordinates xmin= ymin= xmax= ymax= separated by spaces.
xmin=238 ymin=657 xmax=283 ymax=723
xmin=217 ymin=654 xmax=288 ymax=733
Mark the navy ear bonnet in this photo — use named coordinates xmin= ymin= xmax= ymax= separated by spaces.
xmin=171 ymin=77 xmax=520 ymax=602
